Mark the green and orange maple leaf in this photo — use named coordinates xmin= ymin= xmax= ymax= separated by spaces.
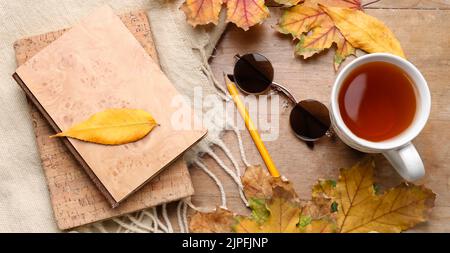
xmin=277 ymin=0 xmax=362 ymax=70
xmin=189 ymin=157 xmax=435 ymax=233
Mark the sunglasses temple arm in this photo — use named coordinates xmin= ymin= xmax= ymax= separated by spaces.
xmin=271 ymin=82 xmax=298 ymax=104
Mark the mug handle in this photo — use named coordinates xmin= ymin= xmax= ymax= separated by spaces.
xmin=383 ymin=142 xmax=425 ymax=181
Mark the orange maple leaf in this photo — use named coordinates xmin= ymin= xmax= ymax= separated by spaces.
xmin=277 ymin=0 xmax=360 ymax=69
xmin=181 ymin=0 xmax=269 ymax=31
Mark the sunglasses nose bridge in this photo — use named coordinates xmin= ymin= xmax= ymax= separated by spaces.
xmin=271 ymin=81 xmax=298 ymax=104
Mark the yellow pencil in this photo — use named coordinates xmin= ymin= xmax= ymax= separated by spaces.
xmin=225 ymin=74 xmax=280 ymax=178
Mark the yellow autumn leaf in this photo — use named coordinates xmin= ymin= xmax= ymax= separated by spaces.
xmin=51 ymin=108 xmax=157 ymax=145
xmin=277 ymin=2 xmax=356 ymax=70
xmin=235 ymin=172 xmax=336 ymax=233
xmin=188 ymin=158 xmax=435 ymax=233
xmin=295 ymin=21 xmax=342 ymax=59
xmin=181 ymin=0 xmax=269 ymax=31
xmin=226 ymin=0 xmax=269 ymax=31
xmin=234 ymin=187 xmax=301 ymax=233
xmin=242 ymin=164 xmax=295 ymax=200
xmin=190 ymin=208 xmax=235 ymax=233
xmin=311 ymin=179 xmax=336 ymax=200
xmin=273 ymin=0 xmax=304 ymax=7
xmin=277 ymin=4 xmax=329 ymax=40
xmin=334 ymin=34 xmax=355 ymax=70
xmin=241 ymin=165 xmax=273 ymax=199
xmin=320 ymin=5 xmax=406 ymax=58
xmin=180 ymin=0 xmax=223 ymax=27
xmin=298 ymin=217 xmax=337 ymax=233
xmin=312 ymin=157 xmax=435 ymax=233
xmin=306 ymin=0 xmax=362 ymax=9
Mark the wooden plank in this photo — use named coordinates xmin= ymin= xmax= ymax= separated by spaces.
xmin=14 ymin=10 xmax=195 ymax=230
xmin=367 ymin=0 xmax=450 ymax=9
xmin=266 ymin=0 xmax=450 ymax=9
xmin=199 ymin=8 xmax=450 ymax=232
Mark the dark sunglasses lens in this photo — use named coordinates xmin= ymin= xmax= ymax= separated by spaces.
xmin=233 ymin=53 xmax=274 ymax=94
xmin=290 ymin=100 xmax=331 ymax=141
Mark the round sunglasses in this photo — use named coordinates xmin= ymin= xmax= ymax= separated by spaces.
xmin=230 ymin=53 xmax=331 ymax=145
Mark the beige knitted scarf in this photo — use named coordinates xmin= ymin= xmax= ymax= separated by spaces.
xmin=0 ymin=0 xmax=248 ymax=232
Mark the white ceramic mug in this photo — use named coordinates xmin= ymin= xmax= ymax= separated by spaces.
xmin=330 ymin=53 xmax=431 ymax=181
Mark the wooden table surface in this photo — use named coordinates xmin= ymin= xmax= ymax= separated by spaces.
xmin=186 ymin=0 xmax=450 ymax=232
